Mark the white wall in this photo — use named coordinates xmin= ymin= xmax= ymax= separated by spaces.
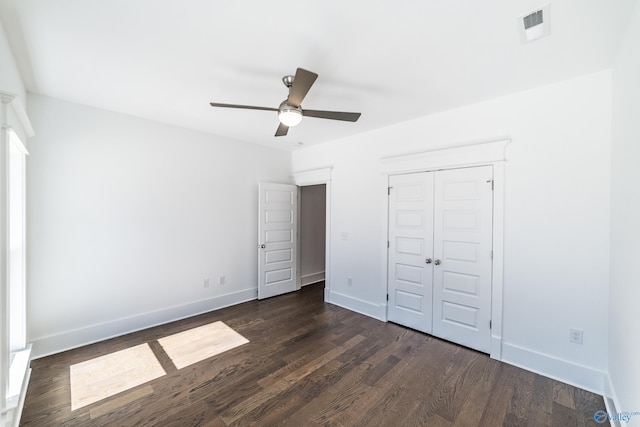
xmin=609 ymin=0 xmax=640 ymax=422
xmin=27 ymin=94 xmax=291 ymax=357
xmin=299 ymin=184 xmax=325 ymax=285
xmin=292 ymin=70 xmax=612 ymax=393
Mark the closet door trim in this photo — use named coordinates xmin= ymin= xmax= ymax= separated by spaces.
xmin=381 ymin=139 xmax=508 ymax=360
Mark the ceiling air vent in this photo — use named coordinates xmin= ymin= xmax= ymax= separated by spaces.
xmin=519 ymin=4 xmax=550 ymax=43
xmin=523 ymin=10 xmax=543 ymax=29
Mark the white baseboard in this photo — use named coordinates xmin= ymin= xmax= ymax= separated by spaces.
xmin=30 ymin=288 xmax=257 ymax=359
xmin=301 ymin=271 xmax=325 ymax=286
xmin=0 ymin=367 xmax=30 ymax=427
xmin=12 ymin=368 xmax=30 ymax=427
xmin=7 ymin=345 xmax=31 ymax=409
xmin=490 ymin=334 xmax=502 ymax=360
xmin=501 ymin=341 xmax=606 ymax=395
xmin=328 ymin=290 xmax=386 ymax=321
xmin=602 ymin=374 xmax=622 ymax=427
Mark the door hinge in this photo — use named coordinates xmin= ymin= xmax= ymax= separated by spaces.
xmin=387 ymin=240 xmax=390 ymax=248
xmin=386 ymin=294 xmax=389 ymax=301
xmin=489 ymin=320 xmax=492 ymax=329
xmin=490 ymin=250 xmax=493 ymax=260
xmin=487 ymin=179 xmax=494 ymax=190
xmin=388 ymin=186 xmax=392 ymax=195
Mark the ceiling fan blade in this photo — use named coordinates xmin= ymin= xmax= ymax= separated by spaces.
xmin=287 ymin=68 xmax=318 ymax=108
xmin=275 ymin=122 xmax=289 ymax=137
xmin=303 ymin=109 xmax=361 ymax=122
xmin=209 ymin=102 xmax=278 ymax=112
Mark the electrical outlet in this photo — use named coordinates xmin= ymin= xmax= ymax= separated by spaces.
xmin=219 ymin=275 xmax=226 ymax=285
xmin=569 ymin=328 xmax=583 ymax=344
xmin=347 ymin=277 xmax=353 ymax=286
xmin=203 ymin=278 xmax=210 ymax=288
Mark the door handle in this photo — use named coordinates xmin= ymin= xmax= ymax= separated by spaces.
xmin=425 ymin=258 xmax=432 ymax=264
xmin=434 ymin=259 xmax=441 ymax=265
xmin=259 ymin=244 xmax=266 ymax=249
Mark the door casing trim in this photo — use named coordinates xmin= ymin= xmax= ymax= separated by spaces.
xmin=380 ymin=139 xmax=509 ymax=360
xmin=292 ymin=167 xmax=332 ymax=301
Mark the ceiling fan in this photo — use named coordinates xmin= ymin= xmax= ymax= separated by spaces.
xmin=209 ymin=68 xmax=361 ymax=137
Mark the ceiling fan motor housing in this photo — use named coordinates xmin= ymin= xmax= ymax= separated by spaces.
xmin=282 ymin=75 xmax=295 ymax=88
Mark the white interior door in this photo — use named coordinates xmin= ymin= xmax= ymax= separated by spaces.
xmin=258 ymin=183 xmax=298 ymax=299
xmin=432 ymin=166 xmax=493 ymax=353
xmin=387 ymin=173 xmax=434 ymax=334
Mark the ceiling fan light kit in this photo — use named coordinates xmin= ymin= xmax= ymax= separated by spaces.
xmin=210 ymin=68 xmax=361 ymax=137
xmin=277 ymin=101 xmax=303 ymax=127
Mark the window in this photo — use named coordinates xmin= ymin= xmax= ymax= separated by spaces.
xmin=2 ymin=128 xmax=30 ymax=411
xmin=1 ymin=93 xmax=33 ymax=423
xmin=8 ymin=129 xmax=27 ymax=354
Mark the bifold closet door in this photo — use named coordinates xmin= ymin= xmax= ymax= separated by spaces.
xmin=432 ymin=166 xmax=493 ymax=353
xmin=387 ymin=173 xmax=434 ymax=334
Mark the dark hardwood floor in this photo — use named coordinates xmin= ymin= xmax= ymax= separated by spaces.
xmin=21 ymin=283 xmax=605 ymax=426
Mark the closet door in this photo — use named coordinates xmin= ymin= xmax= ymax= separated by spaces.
xmin=387 ymin=173 xmax=434 ymax=333
xmin=432 ymin=166 xmax=493 ymax=353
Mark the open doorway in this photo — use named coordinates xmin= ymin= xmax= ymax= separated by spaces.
xmin=298 ymin=184 xmax=326 ymax=290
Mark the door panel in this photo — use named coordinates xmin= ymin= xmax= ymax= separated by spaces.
xmin=258 ymin=183 xmax=298 ymax=299
xmin=433 ymin=166 xmax=493 ymax=353
xmin=387 ymin=173 xmax=434 ymax=333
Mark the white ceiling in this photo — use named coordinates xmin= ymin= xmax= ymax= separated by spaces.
xmin=1 ymin=0 xmax=636 ymax=150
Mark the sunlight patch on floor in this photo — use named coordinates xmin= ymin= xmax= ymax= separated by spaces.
xmin=70 ymin=343 xmax=166 ymax=410
xmin=158 ymin=321 xmax=249 ymax=369
xmin=68 ymin=321 xmax=249 ymax=411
